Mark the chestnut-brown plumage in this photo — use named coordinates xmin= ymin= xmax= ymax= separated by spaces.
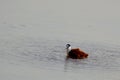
xmin=66 ymin=44 xmax=88 ymax=59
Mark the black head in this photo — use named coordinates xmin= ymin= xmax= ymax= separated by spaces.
xmin=66 ymin=44 xmax=71 ymax=48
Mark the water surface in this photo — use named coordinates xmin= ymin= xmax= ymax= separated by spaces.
xmin=0 ymin=0 xmax=120 ymax=79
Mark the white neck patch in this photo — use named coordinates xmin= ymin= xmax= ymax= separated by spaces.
xmin=67 ymin=46 xmax=71 ymax=53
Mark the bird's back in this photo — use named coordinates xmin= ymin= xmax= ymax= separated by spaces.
xmin=68 ymin=48 xmax=88 ymax=59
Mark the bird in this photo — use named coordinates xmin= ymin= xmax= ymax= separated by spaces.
xmin=66 ymin=44 xmax=88 ymax=59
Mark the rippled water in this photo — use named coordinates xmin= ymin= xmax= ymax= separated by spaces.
xmin=1 ymin=32 xmax=120 ymax=72
xmin=0 ymin=23 xmax=120 ymax=80
xmin=1 ymin=0 xmax=120 ymax=79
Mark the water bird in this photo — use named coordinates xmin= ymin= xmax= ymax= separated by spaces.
xmin=66 ymin=44 xmax=88 ymax=59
